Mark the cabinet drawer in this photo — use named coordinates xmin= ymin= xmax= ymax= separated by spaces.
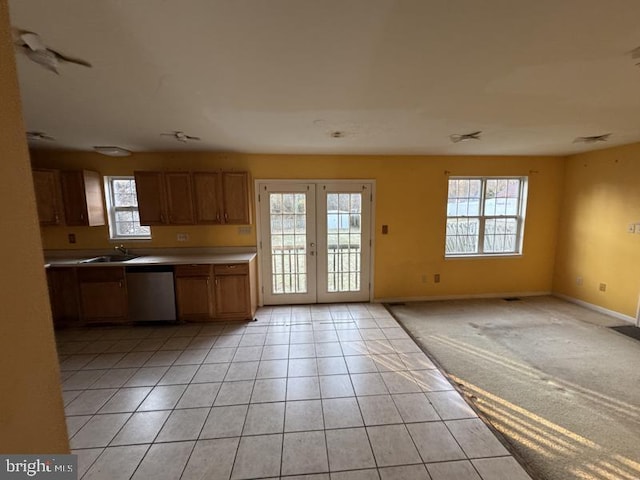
xmin=214 ymin=263 xmax=249 ymax=275
xmin=77 ymin=266 xmax=125 ymax=282
xmin=175 ymin=264 xmax=212 ymax=277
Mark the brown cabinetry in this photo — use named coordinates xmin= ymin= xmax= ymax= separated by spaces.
xmin=213 ymin=263 xmax=253 ymax=319
xmin=165 ymin=172 xmax=195 ymax=224
xmin=60 ymin=170 xmax=106 ymax=226
xmin=221 ymin=172 xmax=251 ymax=224
xmin=134 ymin=171 xmax=168 ymax=225
xmin=174 ymin=264 xmax=214 ymax=321
xmin=33 ymin=169 xmax=65 ymax=226
xmin=47 ymin=267 xmax=79 ymax=326
xmin=135 ymin=171 xmax=196 ymax=225
xmin=77 ymin=267 xmax=127 ymax=323
xmin=193 ymin=171 xmax=251 ymax=225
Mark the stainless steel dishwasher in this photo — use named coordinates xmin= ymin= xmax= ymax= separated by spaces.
xmin=126 ymin=265 xmax=177 ymax=322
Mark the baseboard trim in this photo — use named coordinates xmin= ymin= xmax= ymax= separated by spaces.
xmin=375 ymin=291 xmax=551 ymax=304
xmin=552 ymin=293 xmax=637 ymax=325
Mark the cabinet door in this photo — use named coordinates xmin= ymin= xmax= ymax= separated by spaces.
xmin=175 ymin=276 xmax=213 ymax=320
xmin=47 ymin=268 xmax=80 ymax=326
xmin=78 ymin=268 xmax=127 ymax=323
xmin=193 ymin=172 xmax=223 ymax=224
xmin=134 ymin=171 xmax=169 ymax=225
xmin=166 ymin=172 xmax=195 ymax=224
xmin=33 ymin=169 xmax=64 ymax=225
xmin=222 ymin=172 xmax=251 ymax=224
xmin=60 ymin=171 xmax=105 ymax=226
xmin=214 ymin=264 xmax=251 ymax=319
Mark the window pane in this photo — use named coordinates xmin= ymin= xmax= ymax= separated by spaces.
xmin=107 ymin=177 xmax=150 ymax=239
xmin=484 ymin=218 xmax=518 ymax=253
xmin=445 ymin=218 xmax=479 ymax=254
xmin=447 ymin=179 xmax=481 ymax=216
xmin=445 ymin=177 xmax=525 ymax=256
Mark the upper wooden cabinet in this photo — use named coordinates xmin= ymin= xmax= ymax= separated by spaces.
xmin=165 ymin=172 xmax=195 ymax=224
xmin=136 ymin=170 xmax=251 ymax=226
xmin=33 ymin=168 xmax=64 ymax=226
xmin=193 ymin=172 xmax=223 ymax=224
xmin=221 ymin=172 xmax=251 ymax=224
xmin=135 ymin=171 xmax=196 ymax=225
xmin=134 ymin=171 xmax=169 ymax=225
xmin=193 ymin=171 xmax=250 ymax=225
xmin=60 ymin=170 xmax=106 ymax=226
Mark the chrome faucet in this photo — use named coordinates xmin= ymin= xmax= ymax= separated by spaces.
xmin=115 ymin=244 xmax=130 ymax=256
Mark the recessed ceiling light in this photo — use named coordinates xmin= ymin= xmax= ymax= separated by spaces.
xmin=93 ymin=146 xmax=131 ymax=157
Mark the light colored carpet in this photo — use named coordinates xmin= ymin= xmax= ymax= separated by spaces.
xmin=388 ymin=295 xmax=640 ymax=480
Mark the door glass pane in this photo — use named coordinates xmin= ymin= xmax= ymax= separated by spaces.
xmin=327 ymin=193 xmax=362 ymax=292
xmin=270 ymin=193 xmax=307 ymax=294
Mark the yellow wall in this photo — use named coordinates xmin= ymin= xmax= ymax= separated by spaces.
xmin=0 ymin=0 xmax=69 ymax=453
xmin=554 ymin=143 xmax=640 ymax=318
xmin=32 ymin=150 xmax=564 ymax=300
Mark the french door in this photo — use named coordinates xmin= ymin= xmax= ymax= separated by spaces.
xmin=258 ymin=181 xmax=373 ymax=305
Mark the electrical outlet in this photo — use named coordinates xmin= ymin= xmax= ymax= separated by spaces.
xmin=599 ymin=283 xmax=607 ymax=292
xmin=628 ymin=224 xmax=636 ymax=234
xmin=382 ymin=225 xmax=389 ymax=235
xmin=636 ymin=223 xmax=640 ymax=234
xmin=576 ymin=276 xmax=583 ymax=286
xmin=68 ymin=233 xmax=76 ymax=244
xmin=434 ymin=273 xmax=441 ymax=283
xmin=176 ymin=233 xmax=189 ymax=242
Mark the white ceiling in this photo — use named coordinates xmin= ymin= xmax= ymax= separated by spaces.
xmin=9 ymin=0 xmax=640 ymax=156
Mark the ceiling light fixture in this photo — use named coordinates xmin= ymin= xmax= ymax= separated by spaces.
xmin=449 ymin=131 xmax=482 ymax=143
xmin=93 ymin=146 xmax=131 ymax=157
xmin=26 ymin=131 xmax=55 ymax=141
xmin=572 ymin=133 xmax=611 ymax=144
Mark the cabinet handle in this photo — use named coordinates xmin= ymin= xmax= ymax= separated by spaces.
xmin=160 ymin=213 xmax=166 ymax=223
xmin=224 ymin=212 xmax=229 ymax=222
xmin=80 ymin=213 xmax=85 ymax=220
xmin=215 ymin=278 xmax=219 ymax=286
xmin=226 ymin=265 xmax=237 ymax=269
xmin=54 ymin=214 xmax=59 ymax=223
xmin=206 ymin=278 xmax=209 ymax=285
xmin=118 ymin=281 xmax=123 ymax=288
xmin=216 ymin=212 xmax=221 ymax=222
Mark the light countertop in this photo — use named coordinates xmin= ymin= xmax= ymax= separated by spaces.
xmin=45 ymin=253 xmax=256 ymax=268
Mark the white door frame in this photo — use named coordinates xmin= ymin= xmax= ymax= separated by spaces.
xmin=255 ymin=179 xmax=376 ymax=306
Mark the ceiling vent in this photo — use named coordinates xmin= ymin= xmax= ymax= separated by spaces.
xmin=449 ymin=131 xmax=482 ymax=143
xmin=573 ymin=133 xmax=611 ymax=144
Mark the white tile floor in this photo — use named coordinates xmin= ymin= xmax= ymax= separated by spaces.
xmin=56 ymin=303 xmax=533 ymax=480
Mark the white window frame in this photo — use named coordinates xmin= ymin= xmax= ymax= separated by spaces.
xmin=104 ymin=176 xmax=151 ymax=241
xmin=445 ymin=176 xmax=528 ymax=257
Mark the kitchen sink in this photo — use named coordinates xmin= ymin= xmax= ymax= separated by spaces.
xmin=82 ymin=255 xmax=139 ymax=263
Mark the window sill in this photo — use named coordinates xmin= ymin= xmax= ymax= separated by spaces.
xmin=109 ymin=237 xmax=152 ymax=242
xmin=445 ymin=253 xmax=523 ymax=259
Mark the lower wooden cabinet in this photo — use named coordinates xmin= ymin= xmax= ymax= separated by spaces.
xmin=77 ymin=267 xmax=128 ymax=323
xmin=214 ymin=263 xmax=252 ymax=319
xmin=174 ymin=264 xmax=215 ymax=321
xmin=175 ymin=260 xmax=257 ymax=321
xmin=47 ymin=268 xmax=80 ymax=326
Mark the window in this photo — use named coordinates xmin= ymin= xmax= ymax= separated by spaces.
xmin=105 ymin=176 xmax=151 ymax=240
xmin=445 ymin=177 xmax=527 ymax=256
